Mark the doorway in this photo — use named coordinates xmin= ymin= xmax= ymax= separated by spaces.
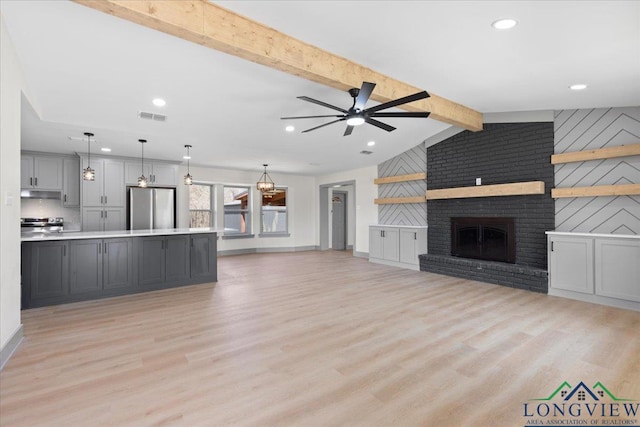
xmin=331 ymin=191 xmax=347 ymax=250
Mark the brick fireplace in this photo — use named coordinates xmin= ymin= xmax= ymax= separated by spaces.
xmin=419 ymin=122 xmax=555 ymax=293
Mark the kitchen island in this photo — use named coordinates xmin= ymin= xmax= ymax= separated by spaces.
xmin=21 ymin=228 xmax=222 ymax=308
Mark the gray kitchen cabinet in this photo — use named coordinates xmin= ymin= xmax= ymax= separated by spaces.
xmin=69 ymin=238 xmax=134 ymax=295
xmin=548 ymin=235 xmax=594 ymax=295
xmin=70 ymin=239 xmax=103 ymax=294
xmin=82 ymin=207 xmax=125 ymax=232
xmin=62 ymin=157 xmax=80 ymax=207
xmin=166 ymin=235 xmax=190 ymax=282
xmin=125 ymin=161 xmax=177 ymax=186
xmin=27 ymin=240 xmax=69 ymax=300
xmin=81 ymin=157 xmax=125 ymax=207
xmin=399 ymin=228 xmax=429 ymax=266
xmin=103 ymin=238 xmax=134 ymax=290
xmin=369 ymin=226 xmax=399 ymax=262
xmin=190 ymin=234 xmax=217 ymax=281
xmin=139 ymin=235 xmax=190 ymax=286
xmin=21 ymin=154 xmax=63 ymax=190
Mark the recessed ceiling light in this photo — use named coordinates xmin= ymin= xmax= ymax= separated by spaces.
xmin=492 ymin=18 xmax=518 ymax=30
xmin=152 ymin=98 xmax=166 ymax=107
xmin=285 ymin=125 xmax=295 ymax=132
xmin=367 ymin=141 xmax=376 ymax=147
xmin=569 ymin=84 xmax=588 ymax=91
xmin=101 ymin=147 xmax=111 ymax=152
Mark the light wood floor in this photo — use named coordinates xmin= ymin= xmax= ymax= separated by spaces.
xmin=1 ymin=251 xmax=639 ymax=426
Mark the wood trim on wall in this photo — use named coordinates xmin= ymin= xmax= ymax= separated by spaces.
xmin=551 ymin=183 xmax=640 ymax=198
xmin=425 ymin=181 xmax=545 ymax=200
xmin=374 ymin=196 xmax=426 ymax=205
xmin=551 ymin=143 xmax=640 ymax=164
xmin=374 ymin=172 xmax=426 ymax=185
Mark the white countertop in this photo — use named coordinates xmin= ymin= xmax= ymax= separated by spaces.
xmin=370 ymin=224 xmax=428 ymax=229
xmin=546 ymin=231 xmax=640 ymax=239
xmin=21 ymin=228 xmax=224 ymax=242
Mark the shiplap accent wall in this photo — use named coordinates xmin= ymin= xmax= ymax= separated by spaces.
xmin=377 ymin=143 xmax=427 ymax=225
xmin=554 ymin=107 xmax=640 ymax=235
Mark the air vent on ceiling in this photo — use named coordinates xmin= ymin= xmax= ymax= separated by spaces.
xmin=360 ymin=150 xmax=373 ymax=155
xmin=138 ymin=111 xmax=167 ymax=122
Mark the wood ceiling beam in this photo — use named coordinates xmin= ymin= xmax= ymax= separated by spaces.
xmin=72 ymin=0 xmax=483 ymax=131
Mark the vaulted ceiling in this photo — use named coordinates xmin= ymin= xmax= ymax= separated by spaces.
xmin=2 ymin=1 xmax=639 ymax=175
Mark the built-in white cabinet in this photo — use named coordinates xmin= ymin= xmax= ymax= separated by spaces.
xmin=20 ymin=154 xmax=63 ymax=190
xmin=81 ymin=157 xmax=125 ymax=207
xmin=62 ymin=157 xmax=80 ymax=207
xmin=369 ymin=225 xmax=428 ymax=270
xmin=125 ymin=161 xmax=177 ymax=187
xmin=547 ymin=232 xmax=640 ymax=311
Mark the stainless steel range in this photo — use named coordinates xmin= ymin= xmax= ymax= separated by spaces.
xmin=21 ymin=217 xmax=64 ymax=234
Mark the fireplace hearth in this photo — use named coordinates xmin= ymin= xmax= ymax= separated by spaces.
xmin=451 ymin=217 xmax=515 ymax=263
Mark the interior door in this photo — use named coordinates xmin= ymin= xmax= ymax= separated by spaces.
xmin=331 ymin=192 xmax=346 ymax=250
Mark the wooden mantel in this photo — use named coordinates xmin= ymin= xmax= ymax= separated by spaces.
xmin=72 ymin=0 xmax=483 ymax=131
xmin=426 ymin=181 xmax=545 ymax=200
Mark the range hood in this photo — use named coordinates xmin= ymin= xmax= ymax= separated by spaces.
xmin=20 ymin=190 xmax=62 ymax=200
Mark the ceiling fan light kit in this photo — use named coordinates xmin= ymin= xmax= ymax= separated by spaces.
xmin=281 ymin=81 xmax=430 ymax=136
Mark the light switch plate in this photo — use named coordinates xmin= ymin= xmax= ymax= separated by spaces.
xmin=475 ymin=178 xmax=481 ymax=186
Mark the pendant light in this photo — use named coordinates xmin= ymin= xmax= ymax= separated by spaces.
xmin=183 ymin=145 xmax=193 ymax=185
xmin=138 ymin=139 xmax=148 ymax=188
xmin=82 ymin=132 xmax=95 ymax=181
xmin=256 ymin=164 xmax=275 ymax=192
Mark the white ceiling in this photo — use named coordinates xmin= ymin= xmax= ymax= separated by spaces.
xmin=2 ymin=1 xmax=639 ymax=175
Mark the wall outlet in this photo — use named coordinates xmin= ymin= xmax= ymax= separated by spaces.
xmin=476 ymin=178 xmax=482 ymax=186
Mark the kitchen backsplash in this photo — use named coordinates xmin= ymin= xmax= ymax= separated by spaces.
xmin=21 ymin=199 xmax=82 ymax=231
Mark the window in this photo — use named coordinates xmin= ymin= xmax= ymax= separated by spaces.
xmin=223 ymin=185 xmax=251 ymax=235
xmin=189 ymin=184 xmax=213 ymax=228
xmin=261 ymin=188 xmax=288 ymax=235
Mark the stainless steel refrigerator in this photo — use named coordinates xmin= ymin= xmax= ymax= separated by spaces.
xmin=128 ymin=187 xmax=176 ymax=230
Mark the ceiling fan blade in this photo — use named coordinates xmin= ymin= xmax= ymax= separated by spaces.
xmin=365 ymin=117 xmax=396 ymax=132
xmin=343 ymin=125 xmax=355 ymax=136
xmin=297 ymin=96 xmax=348 ymax=113
xmin=281 ymin=114 xmax=343 ymax=120
xmin=368 ymin=112 xmax=431 ymax=118
xmin=365 ymin=91 xmax=430 ymax=113
xmin=354 ymin=82 xmax=376 ymax=110
xmin=301 ymin=118 xmax=346 ymax=133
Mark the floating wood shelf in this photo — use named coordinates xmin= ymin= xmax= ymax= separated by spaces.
xmin=374 ymin=196 xmax=426 ymax=205
xmin=374 ymin=172 xmax=427 ymax=185
xmin=551 ymin=183 xmax=640 ymax=198
xmin=425 ymin=181 xmax=545 ymax=200
xmin=551 ymin=143 xmax=640 ymax=165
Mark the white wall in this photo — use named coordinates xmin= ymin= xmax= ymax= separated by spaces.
xmin=0 ymin=17 xmax=30 ymax=357
xmin=317 ymin=166 xmax=378 ymax=255
xmin=177 ymin=165 xmax=317 ymax=252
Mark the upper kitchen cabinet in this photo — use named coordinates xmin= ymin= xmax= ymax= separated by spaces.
xmin=125 ymin=161 xmax=178 ymax=187
xmin=21 ymin=154 xmax=63 ymax=190
xmin=81 ymin=157 xmax=125 ymax=207
xmin=62 ymin=157 xmax=80 ymax=207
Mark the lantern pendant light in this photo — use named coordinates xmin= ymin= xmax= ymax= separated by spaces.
xmin=256 ymin=164 xmax=275 ymax=192
xmin=138 ymin=139 xmax=148 ymax=188
xmin=82 ymin=132 xmax=95 ymax=181
xmin=183 ymin=145 xmax=193 ymax=185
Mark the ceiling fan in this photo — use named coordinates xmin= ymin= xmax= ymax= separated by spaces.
xmin=281 ymin=81 xmax=430 ymax=136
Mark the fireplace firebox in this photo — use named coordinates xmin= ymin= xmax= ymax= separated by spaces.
xmin=451 ymin=217 xmax=515 ymax=263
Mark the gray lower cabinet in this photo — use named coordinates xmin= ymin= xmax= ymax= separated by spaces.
xmin=22 ymin=233 xmax=216 ymax=308
xmin=26 ymin=240 xmax=70 ymax=300
xmin=138 ymin=235 xmax=190 ymax=287
xmin=190 ymin=234 xmax=217 ymax=281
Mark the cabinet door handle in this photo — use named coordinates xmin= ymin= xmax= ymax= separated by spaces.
xmin=30 ymin=177 xmax=33 ymax=186
xmin=34 ymin=177 xmax=38 ymax=186
xmin=414 ymin=232 xmax=417 ymax=240
xmin=104 ymin=242 xmax=107 ymax=253
xmin=64 ymin=194 xmax=67 ymax=202
xmin=104 ymin=196 xmax=107 ymax=205
xmin=105 ymin=210 xmax=108 ymax=218
xmin=551 ymin=241 xmax=554 ymax=252
xmin=98 ymin=243 xmax=101 ymax=254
